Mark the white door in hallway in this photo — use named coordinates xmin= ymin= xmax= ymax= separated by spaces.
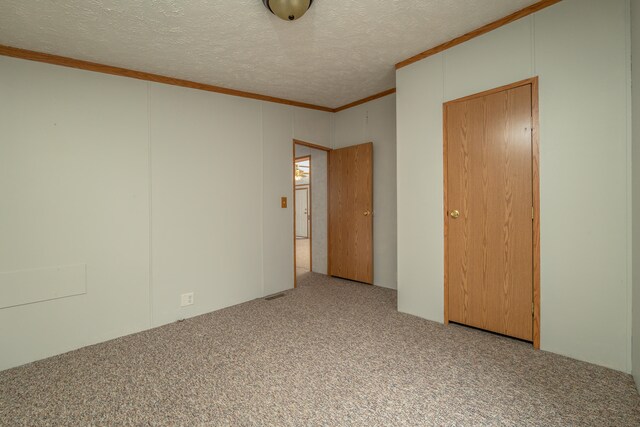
xmin=295 ymin=187 xmax=309 ymax=238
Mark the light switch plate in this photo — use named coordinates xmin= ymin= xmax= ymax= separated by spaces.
xmin=281 ymin=197 xmax=287 ymax=208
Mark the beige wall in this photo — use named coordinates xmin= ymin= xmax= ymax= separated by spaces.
xmin=149 ymin=83 xmax=264 ymax=326
xmin=261 ymin=103 xmax=332 ymax=296
xmin=0 ymin=56 xmax=332 ymax=370
xmin=397 ymin=0 xmax=632 ymax=372
xmin=0 ymin=58 xmax=151 ymax=371
xmin=632 ymin=0 xmax=640 ymax=389
xmin=333 ymin=94 xmax=397 ymax=289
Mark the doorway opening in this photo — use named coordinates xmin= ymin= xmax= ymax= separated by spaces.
xmin=295 ymin=156 xmax=312 ymax=278
xmin=293 ymin=139 xmax=330 ymax=287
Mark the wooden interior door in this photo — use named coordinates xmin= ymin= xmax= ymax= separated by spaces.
xmin=328 ymin=142 xmax=373 ymax=284
xmin=445 ymin=83 xmax=534 ymax=341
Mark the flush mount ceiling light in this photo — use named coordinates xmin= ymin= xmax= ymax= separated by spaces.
xmin=263 ymin=0 xmax=314 ymax=21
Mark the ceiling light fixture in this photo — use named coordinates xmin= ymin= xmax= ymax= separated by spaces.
xmin=263 ymin=0 xmax=314 ymax=21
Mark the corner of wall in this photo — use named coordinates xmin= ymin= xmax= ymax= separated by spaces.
xmin=629 ymin=0 xmax=640 ymax=389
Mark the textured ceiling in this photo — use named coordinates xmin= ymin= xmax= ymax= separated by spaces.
xmin=0 ymin=0 xmax=539 ymax=109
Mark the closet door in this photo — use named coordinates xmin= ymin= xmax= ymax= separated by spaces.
xmin=446 ymin=83 xmax=534 ymax=341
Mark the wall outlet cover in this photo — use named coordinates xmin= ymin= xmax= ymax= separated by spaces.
xmin=180 ymin=292 xmax=194 ymax=307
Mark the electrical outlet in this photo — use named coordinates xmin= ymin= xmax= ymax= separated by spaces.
xmin=180 ymin=292 xmax=194 ymax=307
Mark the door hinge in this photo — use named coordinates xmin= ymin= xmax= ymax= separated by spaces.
xmin=532 ymin=302 xmax=534 ymax=315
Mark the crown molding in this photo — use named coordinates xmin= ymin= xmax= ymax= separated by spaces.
xmin=333 ymin=88 xmax=396 ymax=113
xmin=0 ymin=44 xmax=334 ymax=112
xmin=395 ymin=0 xmax=562 ymax=70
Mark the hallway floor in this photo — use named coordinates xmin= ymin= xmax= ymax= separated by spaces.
xmin=296 ymin=237 xmax=310 ymax=277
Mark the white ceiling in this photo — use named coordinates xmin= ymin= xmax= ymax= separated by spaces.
xmin=0 ymin=0 xmax=539 ymax=109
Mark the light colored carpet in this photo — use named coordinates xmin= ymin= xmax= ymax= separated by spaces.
xmin=1 ymin=273 xmax=639 ymax=426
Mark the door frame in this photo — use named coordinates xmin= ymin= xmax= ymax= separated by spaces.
xmin=294 ymin=157 xmax=312 ymax=280
xmin=292 ymin=139 xmax=331 ymax=288
xmin=442 ymin=77 xmax=540 ymax=349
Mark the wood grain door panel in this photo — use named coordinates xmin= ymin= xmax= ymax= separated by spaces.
xmin=328 ymin=143 xmax=373 ymax=284
xmin=446 ymin=84 xmax=533 ymax=341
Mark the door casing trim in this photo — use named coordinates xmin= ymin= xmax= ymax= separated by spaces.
xmin=294 ymin=156 xmax=312 ymax=282
xmin=293 ymin=141 xmax=330 ymax=288
xmin=293 ymin=154 xmax=312 ymax=288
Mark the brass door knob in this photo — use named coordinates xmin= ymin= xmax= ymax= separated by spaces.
xmin=363 ymin=210 xmax=371 ymax=216
xmin=449 ymin=210 xmax=460 ymax=219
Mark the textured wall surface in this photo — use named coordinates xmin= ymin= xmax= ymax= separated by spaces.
xmin=397 ymin=0 xmax=632 ymax=372
xmin=149 ymin=83 xmax=264 ymax=327
xmin=0 ymin=57 xmax=151 ymax=371
xmin=261 ymin=104 xmax=332 ymax=297
xmin=333 ymin=94 xmax=397 ymax=289
xmin=0 ymin=55 xmax=333 ymax=371
xmin=0 ymin=0 xmax=537 ymax=108
xmin=631 ymin=0 xmax=640 ymax=390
